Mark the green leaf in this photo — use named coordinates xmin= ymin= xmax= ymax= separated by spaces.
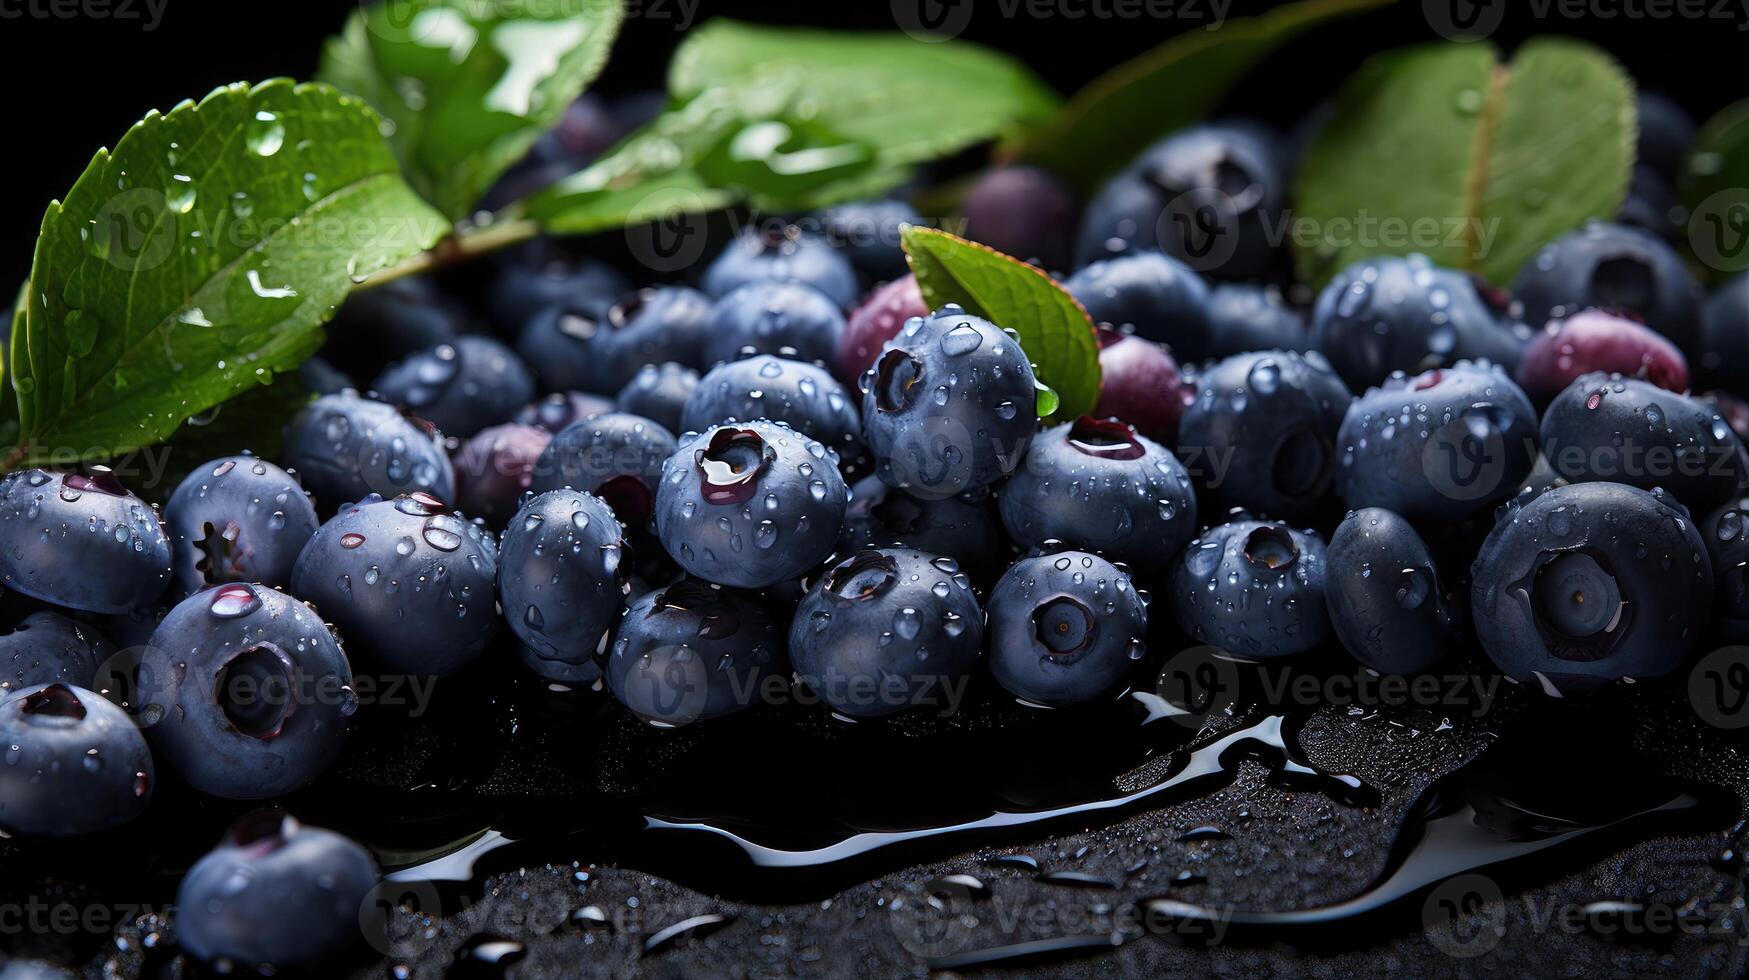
xmin=1293 ymin=38 xmax=1634 ymax=288
xmin=10 ymin=79 xmax=448 ymax=470
xmin=528 ymin=20 xmax=1057 ymax=227
xmin=901 ymin=226 xmax=1099 ymax=420
xmin=1002 ymin=0 xmax=1390 ymax=190
xmin=1679 ymin=99 xmax=1749 ymax=278
xmin=319 ymin=0 xmax=624 ymax=219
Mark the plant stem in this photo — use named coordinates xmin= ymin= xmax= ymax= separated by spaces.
xmin=354 ymin=216 xmax=541 ymax=291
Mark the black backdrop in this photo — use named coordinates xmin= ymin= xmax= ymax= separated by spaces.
xmin=0 ymin=0 xmax=1743 ymax=270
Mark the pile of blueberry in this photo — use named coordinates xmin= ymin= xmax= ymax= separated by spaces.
xmin=1 ymin=89 xmax=1743 ymax=971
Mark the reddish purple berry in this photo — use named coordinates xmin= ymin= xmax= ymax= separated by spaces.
xmin=1091 ymin=328 xmax=1189 ymax=446
xmin=453 ymin=423 xmax=553 ymax=527
xmin=837 ymin=274 xmax=927 ymax=385
xmin=1517 ymin=309 xmax=1689 ymax=405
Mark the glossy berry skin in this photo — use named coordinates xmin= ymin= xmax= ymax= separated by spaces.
xmin=372 ymin=335 xmax=534 ymax=437
xmin=452 ymin=423 xmax=553 ymax=529
xmin=1075 ymin=123 xmax=1285 ymax=280
xmin=1636 ymin=91 xmax=1697 ymax=180
xmin=1324 ymin=508 xmax=1456 ymax=674
xmin=682 ymin=355 xmax=863 ymax=461
xmin=528 ymin=412 xmax=677 ymax=528
xmin=1091 ymin=328 xmax=1188 ymax=446
xmin=0 ymin=612 xmax=113 ymax=699
xmin=486 ymin=250 xmax=627 ymax=335
xmin=0 ymin=468 xmax=171 ymax=614
xmin=654 ymin=421 xmax=848 ymax=588
xmin=1702 ymin=273 xmax=1749 ymax=391
xmin=320 ymin=276 xmax=461 ymax=380
xmin=839 ymin=476 xmax=1006 ymax=583
xmin=790 ymin=548 xmax=983 ymax=719
xmin=0 ymin=684 xmax=152 ymax=837
xmin=164 ymin=456 xmax=319 ymax=597
xmin=1516 ymin=309 xmax=1689 ymax=406
xmin=1178 ymin=350 xmax=1351 ymax=519
xmin=1000 ymin=417 xmax=1197 ymax=572
xmin=987 ymin=551 xmax=1146 ymax=707
xmin=702 ymin=281 xmax=848 ymax=368
xmin=862 ymin=307 xmax=1038 ymax=497
xmin=517 ymin=390 xmax=614 ymax=432
xmin=605 ymin=581 xmax=782 ymax=727
xmin=615 ymin=362 xmax=699 ymax=433
xmin=702 ymin=225 xmax=860 ymax=310
xmin=1335 ymin=361 xmax=1538 ymax=522
xmin=1206 ymin=284 xmax=1309 ymax=358
xmin=1312 ymin=255 xmax=1525 ymax=390
xmin=498 ymin=489 xmax=627 ymax=674
xmin=1703 ymin=499 xmax=1749 ymax=639
xmin=291 ymin=493 xmax=498 ymax=676
xmin=1511 ymin=222 xmax=1704 ymax=356
xmin=1540 ymin=372 xmax=1749 ymax=512
xmin=1063 ymin=252 xmax=1212 ymax=361
xmin=815 ymin=198 xmax=920 ymax=283
xmin=838 ymin=273 xmax=927 ymax=385
xmin=175 ymin=813 xmax=376 ymax=970
xmin=517 ymin=287 xmax=713 ymax=394
xmin=282 ymin=393 xmax=455 ymax=511
xmin=1472 ymin=482 xmax=1711 ymax=691
xmin=140 ymin=584 xmax=353 ymax=799
xmin=962 ymin=166 xmax=1077 ymax=272
xmin=1167 ymin=520 xmax=1329 ymax=659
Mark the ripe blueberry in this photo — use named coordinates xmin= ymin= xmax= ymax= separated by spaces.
xmin=528 ymin=412 xmax=677 ymax=528
xmin=372 ymin=336 xmax=534 ymax=438
xmin=164 ymin=456 xmax=319 ymax=597
xmin=987 ymin=551 xmax=1146 ymax=707
xmin=615 ymin=362 xmax=699 ymax=434
xmin=0 ymin=467 xmax=171 ymax=614
xmin=498 ymin=489 xmax=627 ymax=678
xmin=283 ymin=392 xmax=455 ymax=511
xmin=0 ymin=684 xmax=153 ymax=837
xmin=702 ymin=281 xmax=848 ymax=368
xmin=1511 ymin=222 xmax=1704 ymax=356
xmin=605 ymin=581 xmax=782 ymax=727
xmin=682 ymin=355 xmax=863 ymax=463
xmin=702 ymin=224 xmax=859 ymax=310
xmin=1167 ymin=520 xmax=1329 ymax=658
xmin=1324 ymin=508 xmax=1457 ymax=674
xmin=1064 ymin=252 xmax=1212 ymax=361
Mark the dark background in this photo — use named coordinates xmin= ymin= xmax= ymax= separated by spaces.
xmin=0 ymin=0 xmax=1742 ymax=269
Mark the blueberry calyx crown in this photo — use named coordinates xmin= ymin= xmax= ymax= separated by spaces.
xmin=1066 ymin=416 xmax=1145 ymax=461
xmin=824 ymin=550 xmax=899 ymax=602
xmin=653 ymin=580 xmax=741 ymax=639
xmin=65 ymin=466 xmax=128 ymax=497
xmin=1242 ymin=525 xmax=1299 ymax=569
xmin=1523 ymin=547 xmax=1632 ymax=662
xmin=1034 ymin=596 xmax=1095 ymax=656
xmin=695 ymin=428 xmax=773 ymax=506
xmin=873 ymin=348 xmax=924 ymax=413
xmin=19 ymin=683 xmax=87 ymax=720
xmin=195 ymin=521 xmax=245 ymax=582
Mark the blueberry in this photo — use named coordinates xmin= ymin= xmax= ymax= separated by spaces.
xmin=1090 ymin=328 xmax=1189 ymax=446
xmin=485 ymin=247 xmax=627 ymax=335
xmin=1063 ymin=252 xmax=1212 ymax=361
xmin=291 ymin=493 xmax=499 ymax=677
xmin=298 ymin=356 xmax=354 ymax=396
xmin=0 ymin=467 xmax=171 ymax=614
xmin=682 ymin=355 xmax=863 ymax=462
xmin=1472 ymin=482 xmax=1711 ymax=691
xmin=861 ymin=307 xmax=1038 ymax=496
xmin=1206 ymin=284 xmax=1309 ymax=358
xmin=164 ymin=456 xmax=320 ymax=597
xmin=516 ymin=287 xmax=714 ymax=394
xmin=1702 ymin=273 xmax=1749 ymax=392
xmin=1312 ymin=254 xmax=1525 ymax=390
xmin=605 ymin=581 xmax=782 ymax=726
xmin=175 ymin=812 xmax=376 ymax=969
xmin=615 ymin=362 xmax=699 ymax=433
xmin=1075 ymin=122 xmax=1286 ymax=280
xmin=1618 ymin=164 xmax=1682 ymax=243
xmin=282 ymin=392 xmax=456 ymax=511
xmin=372 ymin=335 xmax=534 ymax=437
xmin=498 ymin=489 xmax=627 ymax=676
xmin=516 ymin=390 xmax=615 ymax=432
xmin=789 ymin=548 xmax=983 ymax=718
xmin=1636 ymin=91 xmax=1697 ymax=180
xmin=837 ymin=273 xmax=927 ymax=385
xmin=1324 ymin=508 xmax=1457 ymax=674
xmin=452 ymin=423 xmax=553 ymax=529
xmin=1512 ymin=222 xmax=1704 ymax=356
xmin=320 ymin=276 xmax=462 ymax=380
xmin=999 ymin=417 xmax=1197 ymax=571
xmin=702 ymin=281 xmax=848 ymax=368
xmin=815 ymin=198 xmax=921 ymax=283
xmin=0 ymin=684 xmax=152 ymax=837
xmin=528 ymin=412 xmax=677 ymax=528
xmin=1703 ymin=498 xmax=1749 ymax=639
xmin=839 ymin=476 xmax=1006 ymax=582
xmin=1167 ymin=520 xmax=1329 ymax=658
xmin=1517 ymin=309 xmax=1689 ymax=406
xmin=702 ymin=224 xmax=860 ymax=310
xmin=1178 ymin=350 xmax=1351 ymax=519
xmin=0 ymin=612 xmax=114 ymax=699
xmin=962 ymin=166 xmax=1077 ymax=272
xmin=1540 ymin=372 xmax=1749 ymax=511
xmin=1335 ymin=361 xmax=1539 ymax=522
xmin=140 ymin=584 xmax=351 ymax=798
xmin=654 ymin=421 xmax=847 ymax=588
xmin=987 ymin=551 xmax=1146 ymax=706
